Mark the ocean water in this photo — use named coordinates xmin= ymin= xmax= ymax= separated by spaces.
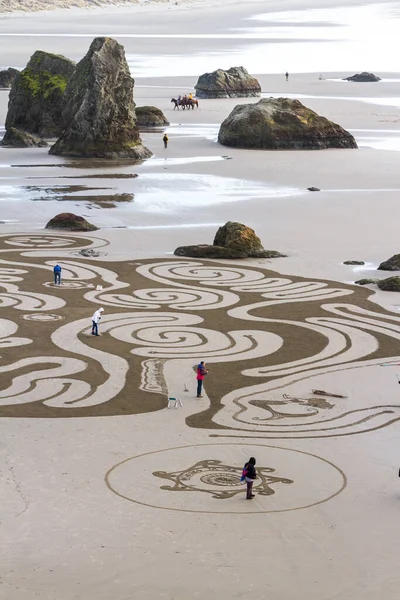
xmin=127 ymin=2 xmax=400 ymax=76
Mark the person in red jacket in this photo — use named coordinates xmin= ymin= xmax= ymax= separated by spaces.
xmin=196 ymin=361 xmax=208 ymax=398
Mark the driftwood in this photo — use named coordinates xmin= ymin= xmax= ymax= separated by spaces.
xmin=312 ymin=389 xmax=347 ymax=399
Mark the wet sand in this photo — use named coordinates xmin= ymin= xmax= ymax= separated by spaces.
xmin=1 ymin=0 xmax=400 ymax=598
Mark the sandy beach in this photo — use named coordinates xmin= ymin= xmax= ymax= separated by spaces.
xmin=1 ymin=1 xmax=400 ymax=598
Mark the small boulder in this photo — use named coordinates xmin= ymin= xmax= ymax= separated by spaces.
xmin=195 ymin=66 xmax=261 ymax=99
xmin=1 ymin=127 xmax=47 ymax=148
xmin=355 ymin=278 xmax=378 ymax=285
xmin=377 ymin=277 xmax=400 ymax=292
xmin=174 ymin=244 xmax=247 ymax=259
xmin=218 ymin=98 xmax=358 ymax=150
xmin=343 ymin=260 xmax=365 ymax=265
xmin=174 ymin=222 xmax=285 ymax=260
xmin=308 ymin=187 xmax=321 ymax=192
xmin=45 ymin=213 xmax=98 ymax=231
xmin=0 ymin=68 xmax=19 ymax=89
xmin=344 ymin=72 xmax=381 ymax=82
xmin=135 ymin=106 xmax=170 ymax=127
xmin=50 ymin=37 xmax=151 ymax=159
xmin=378 ymin=254 xmax=400 ymax=271
xmin=4 ymin=51 xmax=75 ymax=139
xmin=214 ymin=221 xmax=285 ymax=258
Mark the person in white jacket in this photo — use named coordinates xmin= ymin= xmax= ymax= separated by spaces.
xmin=91 ymin=308 xmax=104 ymax=336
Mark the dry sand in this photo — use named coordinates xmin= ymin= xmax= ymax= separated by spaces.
xmin=1 ymin=0 xmax=400 ymax=598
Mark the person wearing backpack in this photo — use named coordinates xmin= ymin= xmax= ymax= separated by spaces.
xmin=163 ymin=134 xmax=169 ymax=149
xmin=53 ymin=263 xmax=62 ymax=285
xmin=241 ymin=456 xmax=257 ymax=499
xmin=196 ymin=361 xmax=208 ymax=398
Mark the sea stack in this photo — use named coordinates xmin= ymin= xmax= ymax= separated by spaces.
xmin=1 ymin=51 xmax=75 ymax=142
xmin=50 ymin=37 xmax=151 ymax=159
xmin=218 ymin=98 xmax=358 ymax=149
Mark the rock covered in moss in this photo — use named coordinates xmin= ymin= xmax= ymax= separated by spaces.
xmin=355 ymin=278 xmax=378 ymax=285
xmin=218 ymin=98 xmax=358 ymax=150
xmin=0 ymin=68 xmax=19 ymax=88
xmin=45 ymin=212 xmax=98 ymax=231
xmin=213 ymin=221 xmax=285 ymax=258
xmin=378 ymin=254 xmax=400 ymax=271
xmin=377 ymin=277 xmax=400 ymax=292
xmin=344 ymin=260 xmax=365 ymax=265
xmin=174 ymin=221 xmax=286 ymax=259
xmin=3 ymin=51 xmax=75 ymax=139
xmin=344 ymin=72 xmax=381 ymax=82
xmin=195 ymin=67 xmax=261 ymax=99
xmin=1 ymin=127 xmax=47 ymax=148
xmin=50 ymin=37 xmax=151 ymax=159
xmin=135 ymin=106 xmax=169 ymax=127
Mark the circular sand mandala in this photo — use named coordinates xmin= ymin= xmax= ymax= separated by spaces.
xmin=43 ymin=281 xmax=91 ymax=290
xmin=5 ymin=235 xmax=78 ymax=248
xmin=106 ymin=443 xmax=346 ymax=514
xmin=22 ymin=313 xmax=63 ymax=322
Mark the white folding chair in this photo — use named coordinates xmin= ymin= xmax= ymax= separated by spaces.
xmin=167 ymin=396 xmax=183 ymax=409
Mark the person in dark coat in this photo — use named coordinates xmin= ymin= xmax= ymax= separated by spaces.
xmin=244 ymin=456 xmax=257 ymax=499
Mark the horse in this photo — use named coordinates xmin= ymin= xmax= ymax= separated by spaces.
xmin=171 ymin=98 xmax=182 ymax=110
xmin=171 ymin=97 xmax=199 ymax=110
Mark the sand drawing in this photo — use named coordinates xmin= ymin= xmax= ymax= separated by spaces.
xmin=0 ymin=232 xmax=399 ymax=441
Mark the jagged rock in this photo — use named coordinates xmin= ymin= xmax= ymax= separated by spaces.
xmin=343 ymin=260 xmax=365 ymax=265
xmin=218 ymin=98 xmax=358 ymax=150
xmin=195 ymin=67 xmax=261 ymax=99
xmin=308 ymin=187 xmax=321 ymax=192
xmin=344 ymin=72 xmax=381 ymax=82
xmin=174 ymin=222 xmax=285 ymax=259
xmin=3 ymin=51 xmax=75 ymax=139
xmin=50 ymin=37 xmax=151 ymax=159
xmin=1 ymin=127 xmax=47 ymax=148
xmin=355 ymin=278 xmax=378 ymax=285
xmin=135 ymin=106 xmax=169 ymax=127
xmin=378 ymin=254 xmax=400 ymax=271
xmin=214 ymin=221 xmax=286 ymax=258
xmin=377 ymin=277 xmax=400 ymax=292
xmin=45 ymin=212 xmax=98 ymax=231
xmin=0 ymin=68 xmax=19 ymax=88
xmin=174 ymin=244 xmax=247 ymax=259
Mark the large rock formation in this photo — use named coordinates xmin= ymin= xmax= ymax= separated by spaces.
xmin=174 ymin=221 xmax=286 ymax=259
xmin=344 ymin=72 xmax=381 ymax=82
xmin=135 ymin=106 xmax=169 ymax=127
xmin=218 ymin=98 xmax=358 ymax=150
xmin=195 ymin=67 xmax=261 ymax=99
xmin=0 ymin=68 xmax=19 ymax=88
xmin=3 ymin=51 xmax=75 ymax=139
xmin=1 ymin=127 xmax=47 ymax=148
xmin=377 ymin=277 xmax=400 ymax=292
xmin=50 ymin=37 xmax=151 ymax=159
xmin=45 ymin=213 xmax=98 ymax=231
xmin=378 ymin=254 xmax=400 ymax=271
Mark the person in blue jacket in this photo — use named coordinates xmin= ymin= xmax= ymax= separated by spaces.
xmin=53 ymin=263 xmax=62 ymax=285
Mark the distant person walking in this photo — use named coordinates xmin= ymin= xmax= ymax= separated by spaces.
xmin=91 ymin=307 xmax=104 ymax=336
xmin=285 ymin=72 xmax=289 ymax=81
xmin=242 ymin=456 xmax=257 ymax=499
xmin=196 ymin=360 xmax=208 ymax=398
xmin=163 ymin=133 xmax=169 ymax=149
xmin=53 ymin=263 xmax=62 ymax=285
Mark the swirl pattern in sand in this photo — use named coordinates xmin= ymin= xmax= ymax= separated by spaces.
xmin=0 ymin=232 xmax=399 ymax=438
